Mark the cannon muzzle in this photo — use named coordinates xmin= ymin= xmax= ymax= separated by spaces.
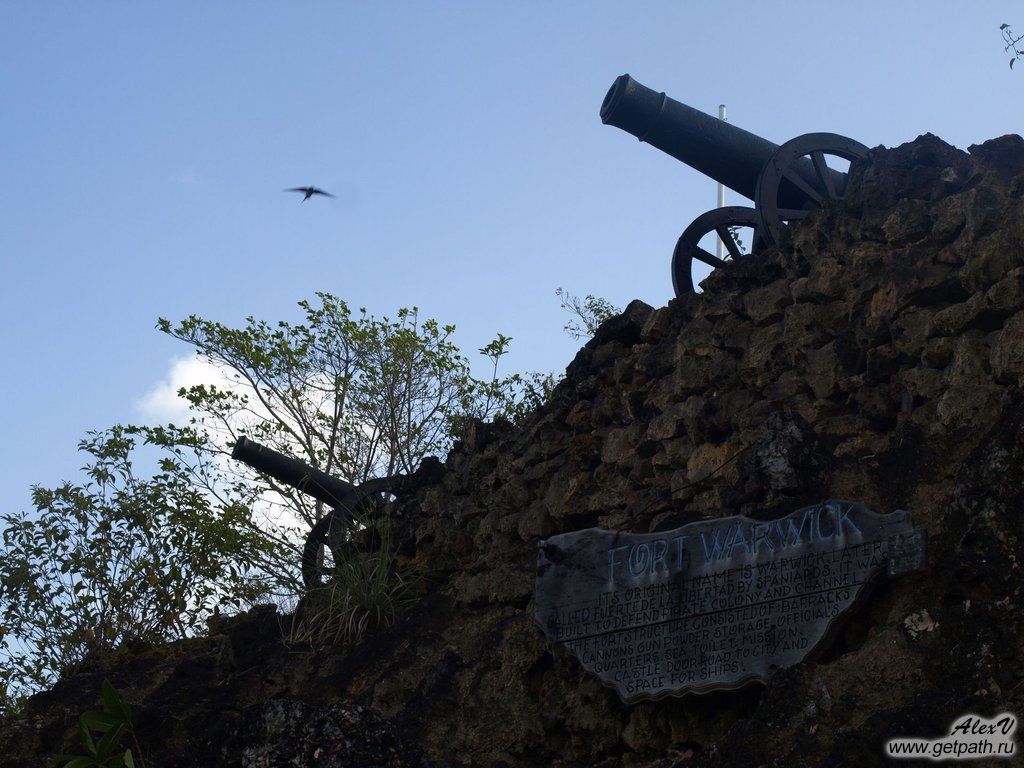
xmin=601 ymin=74 xmax=843 ymax=209
xmin=231 ymin=436 xmax=364 ymax=509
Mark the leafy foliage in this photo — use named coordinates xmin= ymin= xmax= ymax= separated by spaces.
xmin=0 ymin=428 xmax=271 ymax=706
xmin=555 ymin=288 xmax=621 ymax=340
xmin=725 ymin=225 xmax=748 ymax=257
xmin=505 ymin=370 xmax=560 ymax=423
xmin=154 ymin=293 xmax=527 ymax=594
xmin=159 ymin=293 xmax=521 ymax=499
xmin=1002 ymin=24 xmax=1023 ymax=68
xmin=0 ymin=292 xmax=558 ymax=711
xmin=52 ymin=679 xmax=145 ymax=768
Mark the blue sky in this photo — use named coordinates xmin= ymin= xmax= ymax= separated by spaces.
xmin=1 ymin=2 xmax=1021 ymax=517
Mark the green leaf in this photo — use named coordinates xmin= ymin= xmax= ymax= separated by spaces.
xmin=122 ymin=750 xmax=135 ymax=768
xmin=94 ymin=722 xmax=125 ymax=758
xmin=78 ymin=719 xmax=97 ymax=757
xmin=81 ymin=710 xmax=120 ymax=731
xmin=100 ymin=680 xmax=128 ymax=719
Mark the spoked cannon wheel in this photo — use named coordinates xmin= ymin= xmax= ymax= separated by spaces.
xmin=671 ymin=206 xmax=763 ymax=296
xmin=302 ymin=508 xmax=360 ymax=590
xmin=300 ymin=484 xmax=396 ymax=590
xmin=755 ymin=132 xmax=869 ymax=246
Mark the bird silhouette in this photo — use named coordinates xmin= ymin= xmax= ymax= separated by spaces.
xmin=285 ymin=186 xmax=335 ymax=202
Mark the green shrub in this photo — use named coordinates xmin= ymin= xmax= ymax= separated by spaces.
xmin=0 ymin=428 xmax=272 ymax=708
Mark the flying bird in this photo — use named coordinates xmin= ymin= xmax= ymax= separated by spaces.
xmin=285 ymin=186 xmax=335 ymax=202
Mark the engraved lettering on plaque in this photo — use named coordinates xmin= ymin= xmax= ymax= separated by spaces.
xmin=533 ymin=501 xmax=927 ymax=702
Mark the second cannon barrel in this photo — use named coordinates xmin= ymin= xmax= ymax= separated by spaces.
xmin=231 ymin=436 xmax=359 ymax=510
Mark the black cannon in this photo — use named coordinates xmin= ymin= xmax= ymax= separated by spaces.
xmin=231 ymin=436 xmax=404 ymax=590
xmin=601 ymin=74 xmax=869 ymax=295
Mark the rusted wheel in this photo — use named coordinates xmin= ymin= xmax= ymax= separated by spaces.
xmin=300 ymin=490 xmax=393 ymax=590
xmin=671 ymin=205 xmax=763 ymax=295
xmin=302 ymin=508 xmax=359 ymax=590
xmin=300 ymin=472 xmax=406 ymax=590
xmin=755 ymin=132 xmax=868 ymax=245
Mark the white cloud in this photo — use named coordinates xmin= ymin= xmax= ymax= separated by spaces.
xmin=134 ymin=355 xmax=233 ymax=424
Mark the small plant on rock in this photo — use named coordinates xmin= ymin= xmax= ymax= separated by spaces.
xmin=52 ymin=680 xmax=146 ymax=768
xmin=556 ymin=288 xmax=621 ymax=340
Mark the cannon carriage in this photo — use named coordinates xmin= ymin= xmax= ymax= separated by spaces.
xmin=600 ymin=74 xmax=869 ymax=295
xmin=231 ymin=436 xmax=405 ymax=591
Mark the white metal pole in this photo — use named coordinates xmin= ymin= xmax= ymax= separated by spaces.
xmin=716 ymin=104 xmax=727 ymax=261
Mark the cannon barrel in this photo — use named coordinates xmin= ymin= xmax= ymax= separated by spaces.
xmin=600 ymin=74 xmax=843 ymax=209
xmin=231 ymin=436 xmax=361 ymax=509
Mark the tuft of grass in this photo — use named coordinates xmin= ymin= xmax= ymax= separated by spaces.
xmin=281 ymin=521 xmax=417 ymax=649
